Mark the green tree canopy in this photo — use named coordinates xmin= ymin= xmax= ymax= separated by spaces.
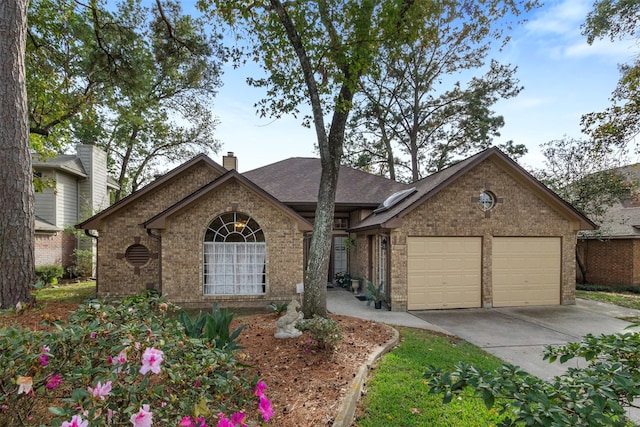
xmin=199 ymin=0 xmax=538 ymax=316
xmin=27 ymin=0 xmax=225 ymax=199
xmin=581 ymin=0 xmax=640 ymax=151
xmin=343 ymin=0 xmax=531 ymax=182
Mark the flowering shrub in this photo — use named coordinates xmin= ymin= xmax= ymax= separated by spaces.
xmin=296 ymin=316 xmax=343 ymax=351
xmin=0 ymin=293 xmax=270 ymax=427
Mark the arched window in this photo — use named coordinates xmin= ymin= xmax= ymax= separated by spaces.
xmin=203 ymin=212 xmax=266 ymax=295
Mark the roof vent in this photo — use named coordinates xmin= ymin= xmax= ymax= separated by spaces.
xmin=374 ymin=188 xmax=417 ymax=213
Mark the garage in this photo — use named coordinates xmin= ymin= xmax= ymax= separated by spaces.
xmin=407 ymin=237 xmax=482 ymax=310
xmin=492 ymin=237 xmax=561 ymax=307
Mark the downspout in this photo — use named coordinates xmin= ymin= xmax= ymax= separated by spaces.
xmin=84 ymin=229 xmax=99 ymax=295
xmin=146 ymin=229 xmax=162 ymax=296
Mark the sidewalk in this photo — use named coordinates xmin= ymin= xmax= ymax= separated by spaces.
xmin=326 ymin=287 xmax=449 ymax=333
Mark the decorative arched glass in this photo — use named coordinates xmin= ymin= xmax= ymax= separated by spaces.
xmin=203 ymin=212 xmax=266 ymax=295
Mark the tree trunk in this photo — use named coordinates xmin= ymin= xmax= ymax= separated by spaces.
xmin=576 ymin=246 xmax=587 ymax=284
xmin=0 ymin=0 xmax=36 ymax=309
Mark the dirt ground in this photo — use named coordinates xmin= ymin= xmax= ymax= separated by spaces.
xmin=0 ymin=301 xmax=395 ymax=426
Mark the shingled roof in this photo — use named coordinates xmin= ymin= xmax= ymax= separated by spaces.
xmin=243 ymin=158 xmax=408 ymax=209
xmin=32 ymin=154 xmax=88 ymax=178
xmin=352 ymin=147 xmax=596 ymax=231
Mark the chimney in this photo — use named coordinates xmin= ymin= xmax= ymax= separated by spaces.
xmin=222 ymin=151 xmax=238 ymax=170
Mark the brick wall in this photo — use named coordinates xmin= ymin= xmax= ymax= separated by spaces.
xmin=95 ymin=162 xmax=221 ymax=298
xmin=578 ymin=239 xmax=638 ymax=286
xmin=385 ymin=159 xmax=577 ymax=310
xmin=35 ymin=232 xmax=76 ymax=268
xmin=160 ymin=179 xmax=305 ymax=308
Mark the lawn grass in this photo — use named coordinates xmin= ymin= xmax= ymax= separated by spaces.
xmin=577 ymin=289 xmax=640 ymax=310
xmin=34 ymin=280 xmax=96 ymax=304
xmin=355 ymin=327 xmax=505 ymax=427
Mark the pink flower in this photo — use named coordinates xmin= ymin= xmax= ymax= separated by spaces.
xmin=130 ymin=404 xmax=153 ymax=427
xmin=88 ymin=380 xmax=112 ymax=400
xmin=90 ymin=332 xmax=97 ymax=339
xmin=40 ymin=354 xmax=50 ymax=366
xmin=253 ymin=381 xmax=267 ymax=397
xmin=140 ymin=348 xmax=163 ymax=375
xmin=116 ymin=349 xmax=127 ymax=364
xmin=258 ymin=395 xmax=273 ymax=422
xmin=193 ymin=380 xmax=201 ymax=387
xmin=196 ymin=417 xmax=206 ymax=427
xmin=61 ymin=415 xmax=88 ymax=427
xmin=215 ymin=414 xmax=233 ymax=427
xmin=46 ymin=374 xmax=62 ymax=390
xmin=230 ymin=413 xmax=246 ymax=426
xmin=179 ymin=416 xmax=192 ymax=426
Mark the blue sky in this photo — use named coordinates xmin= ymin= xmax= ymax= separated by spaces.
xmin=211 ymin=0 xmax=637 ymax=173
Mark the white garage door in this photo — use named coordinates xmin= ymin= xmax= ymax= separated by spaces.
xmin=493 ymin=237 xmax=561 ymax=307
xmin=407 ymin=237 xmax=482 ymax=310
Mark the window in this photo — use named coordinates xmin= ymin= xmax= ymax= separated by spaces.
xmin=479 ymin=191 xmax=496 ymax=211
xmin=333 ymin=217 xmax=348 ymax=230
xmin=203 ymin=212 xmax=266 ymax=295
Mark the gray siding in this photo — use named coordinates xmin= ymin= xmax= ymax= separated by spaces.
xmin=34 ymin=171 xmax=56 ymax=224
xmin=56 ymin=172 xmax=79 ymax=227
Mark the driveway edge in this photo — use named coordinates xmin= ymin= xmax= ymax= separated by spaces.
xmin=332 ymin=326 xmax=400 ymax=427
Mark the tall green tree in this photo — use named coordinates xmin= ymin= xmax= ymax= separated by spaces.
xmin=27 ymin=0 xmax=224 ymax=200
xmin=199 ymin=0 xmax=537 ymax=317
xmin=343 ymin=0 xmax=530 ymax=182
xmin=580 ymin=0 xmax=640 ymax=149
xmin=535 ymin=137 xmax=635 ymax=281
xmin=0 ymin=0 xmax=35 ymax=309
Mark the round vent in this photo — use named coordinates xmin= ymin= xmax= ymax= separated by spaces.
xmin=125 ymin=244 xmax=150 ymax=266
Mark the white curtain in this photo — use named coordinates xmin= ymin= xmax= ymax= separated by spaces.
xmin=204 ymin=242 xmax=266 ymax=295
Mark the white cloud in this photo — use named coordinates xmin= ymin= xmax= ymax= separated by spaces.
xmin=564 ymin=38 xmax=637 ymax=60
xmin=526 ymin=0 xmax=590 ymax=35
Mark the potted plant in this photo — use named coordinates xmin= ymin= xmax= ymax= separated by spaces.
xmin=351 ymin=275 xmax=362 ymax=293
xmin=334 ymin=271 xmax=351 ymax=288
xmin=365 ymin=281 xmax=387 ymax=309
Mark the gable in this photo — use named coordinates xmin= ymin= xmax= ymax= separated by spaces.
xmin=77 ymin=155 xmax=226 ymax=230
xmin=144 ymin=171 xmax=312 ymax=232
xmin=403 ymin=158 xmax=574 ymax=236
xmin=352 ymin=147 xmax=595 ymax=232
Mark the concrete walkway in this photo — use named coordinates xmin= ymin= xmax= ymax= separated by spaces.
xmin=328 ymin=287 xmax=640 ymax=379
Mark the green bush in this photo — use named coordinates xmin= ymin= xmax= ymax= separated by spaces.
xmin=0 ymin=293 xmax=270 ymax=427
xmin=35 ymin=265 xmax=64 ymax=285
xmin=70 ymin=249 xmax=93 ymax=278
xmin=296 ymin=316 xmax=343 ymax=351
xmin=426 ymin=331 xmax=640 ymax=426
xmin=334 ymin=271 xmax=351 ymax=288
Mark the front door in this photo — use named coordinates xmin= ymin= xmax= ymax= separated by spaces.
xmin=333 ymin=235 xmax=348 ymax=281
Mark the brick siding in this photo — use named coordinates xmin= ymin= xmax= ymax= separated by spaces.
xmin=160 ymin=180 xmax=305 ymax=308
xmin=94 ymin=162 xmax=222 ymax=298
xmin=35 ymin=232 xmax=76 ymax=268
xmin=94 ymin=163 xmax=305 ymax=308
xmin=578 ymin=239 xmax=640 ymax=286
xmin=359 ymin=159 xmax=577 ymax=311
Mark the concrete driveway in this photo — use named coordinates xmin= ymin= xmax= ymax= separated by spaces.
xmin=411 ymin=301 xmax=640 ymax=379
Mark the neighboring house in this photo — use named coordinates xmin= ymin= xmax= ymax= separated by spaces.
xmin=577 ymin=165 xmax=640 ymax=286
xmin=34 ymin=144 xmax=118 ymax=274
xmin=77 ymin=148 xmax=595 ymax=311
